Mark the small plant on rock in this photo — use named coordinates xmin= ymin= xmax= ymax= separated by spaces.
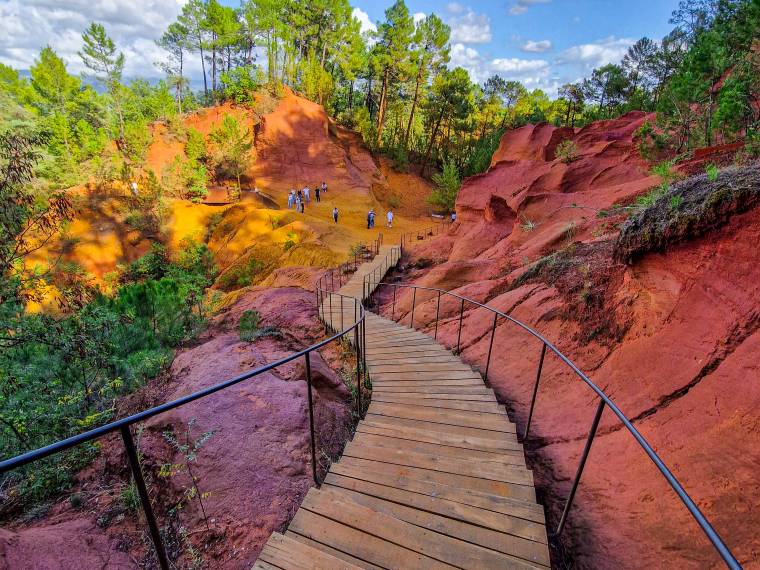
xmin=555 ymin=139 xmax=579 ymax=164
xmin=160 ymin=419 xmax=215 ymax=533
xmin=705 ymin=163 xmax=719 ymax=181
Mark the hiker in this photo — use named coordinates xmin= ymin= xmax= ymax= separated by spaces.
xmin=386 ymin=210 xmax=393 ymax=228
xmin=321 ymin=181 xmax=327 ymax=194
xmin=314 ymin=184 xmax=320 ymax=202
xmin=287 ymin=190 xmax=294 ymax=209
xmin=303 ymin=186 xmax=310 ymax=203
xmin=333 ymin=207 xmax=339 ymax=223
xmin=295 ymin=195 xmax=302 ymax=212
xmin=367 ymin=209 xmax=375 ymax=229
xmin=451 ymin=211 xmax=457 ymax=223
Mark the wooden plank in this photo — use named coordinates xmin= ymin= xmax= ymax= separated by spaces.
xmin=372 ymin=394 xmax=503 ymax=414
xmin=284 ymin=532 xmax=384 ymax=570
xmin=303 ymin=487 xmax=543 ymax=570
xmin=290 ymin=496 xmax=456 ymax=569
xmin=368 ymin=403 xmax=515 ymax=433
xmin=352 ymin=431 xmax=525 ymax=465
xmin=259 ymin=532 xmax=363 ymax=570
xmin=371 ymin=391 xmax=497 ymax=402
xmin=342 ymin=441 xmax=534 ymax=486
xmin=363 ymin=414 xmax=517 ymax=450
xmin=323 ymin=473 xmax=545 ymax=542
xmin=252 ymin=560 xmax=280 ymax=570
xmin=371 ymin=385 xmax=494 ymax=396
xmin=369 ymin=362 xmax=476 ymax=373
xmin=371 ymin=370 xmax=482 ymax=381
xmin=357 ymin=422 xmax=523 ymax=454
xmin=335 ymin=455 xmax=535 ymax=501
xmin=329 ymin=461 xmax=545 ymax=523
xmin=371 ymin=379 xmax=485 ymax=388
xmin=324 ymin=484 xmax=550 ymax=567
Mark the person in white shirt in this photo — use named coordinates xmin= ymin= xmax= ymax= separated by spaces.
xmin=386 ymin=210 xmax=393 ymax=228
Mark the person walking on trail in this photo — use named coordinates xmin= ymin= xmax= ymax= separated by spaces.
xmin=367 ymin=209 xmax=375 ymax=229
xmin=450 ymin=211 xmax=456 ymax=223
xmin=386 ymin=210 xmax=393 ymax=228
xmin=287 ymin=190 xmax=294 ymax=209
xmin=295 ymin=195 xmax=302 ymax=213
xmin=314 ymin=184 xmax=320 ymax=202
xmin=303 ymin=186 xmax=310 ymax=203
xmin=321 ymin=181 xmax=327 ymax=195
xmin=333 ymin=207 xmax=339 ymax=223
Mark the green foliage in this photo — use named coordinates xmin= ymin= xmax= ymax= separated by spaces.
xmin=220 ymin=65 xmax=263 ymax=104
xmin=555 ymin=139 xmax=579 ymax=164
xmin=209 ymin=115 xmax=253 ymax=193
xmin=238 ymin=310 xmax=261 ymax=341
xmin=428 ymin=160 xmax=460 ymax=212
xmin=705 ymin=162 xmax=719 ymax=181
xmin=217 ymin=257 xmax=264 ymax=290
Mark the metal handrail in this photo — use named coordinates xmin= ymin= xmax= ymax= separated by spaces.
xmin=0 ymin=291 xmax=367 ymax=570
xmin=368 ymin=281 xmax=741 ymax=569
xmin=314 ymin=233 xmax=383 ymax=296
xmin=399 ymin=220 xmax=448 ymax=251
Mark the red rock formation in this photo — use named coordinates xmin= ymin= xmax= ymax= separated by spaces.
xmin=387 ymin=117 xmax=760 ymax=567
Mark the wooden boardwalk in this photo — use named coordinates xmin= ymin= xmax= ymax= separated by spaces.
xmin=255 ymin=246 xmax=550 ymax=569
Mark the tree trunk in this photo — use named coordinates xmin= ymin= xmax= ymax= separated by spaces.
xmin=199 ymin=40 xmax=208 ymax=99
xmin=375 ymin=68 xmax=390 ymax=148
xmin=404 ymin=69 xmax=423 ymax=150
xmin=421 ymin=109 xmax=444 ymax=175
xmin=348 ymin=80 xmax=354 ymax=111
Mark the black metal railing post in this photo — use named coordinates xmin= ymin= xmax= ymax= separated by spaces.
xmin=328 ymin=291 xmax=333 ymax=331
xmin=523 ymin=343 xmax=548 ymax=441
xmin=340 ymin=295 xmax=344 ymax=331
xmin=392 ymin=284 xmax=397 ymax=320
xmin=304 ymin=352 xmax=319 ymax=486
xmin=555 ymin=398 xmax=606 ymax=537
xmin=434 ymin=291 xmax=441 ymax=339
xmin=410 ymin=288 xmax=417 ymax=329
xmin=484 ymin=312 xmax=498 ymax=384
xmin=354 ymin=321 xmax=362 ymax=418
xmin=456 ymin=298 xmax=465 ymax=353
xmin=120 ymin=426 xmax=169 ymax=570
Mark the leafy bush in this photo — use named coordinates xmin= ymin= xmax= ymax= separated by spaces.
xmin=238 ymin=310 xmax=261 ymax=341
xmin=705 ymin=163 xmax=719 ymax=181
xmin=122 ymin=120 xmax=152 ymax=164
xmin=217 ymin=257 xmax=264 ymax=290
xmin=555 ymin=139 xmax=579 ymax=163
xmin=220 ymin=65 xmax=263 ymax=105
xmin=428 ymin=160 xmax=460 ymax=213
xmin=184 ymin=128 xmax=207 ymax=162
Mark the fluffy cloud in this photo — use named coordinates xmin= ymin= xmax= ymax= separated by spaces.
xmin=0 ymin=0 xmax=186 ymax=78
xmin=558 ymin=36 xmax=636 ymax=69
xmin=449 ymin=43 xmax=550 ymax=86
xmin=509 ymin=0 xmax=551 ymax=16
xmin=413 ymin=12 xmax=426 ymax=25
xmin=521 ymin=40 xmax=553 ymax=53
xmin=448 ymin=9 xmax=492 ymax=44
xmin=352 ymin=7 xmax=376 ymax=36
xmin=446 ymin=3 xmax=465 ymax=14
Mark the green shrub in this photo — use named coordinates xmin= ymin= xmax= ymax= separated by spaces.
xmin=705 ymin=163 xmax=719 ymax=181
xmin=217 ymin=257 xmax=264 ymax=290
xmin=220 ymin=65 xmax=263 ymax=105
xmin=238 ymin=310 xmax=261 ymax=341
xmin=428 ymin=160 xmax=460 ymax=213
xmin=555 ymin=139 xmax=579 ymax=163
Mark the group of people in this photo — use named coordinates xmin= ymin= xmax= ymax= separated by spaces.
xmin=287 ymin=182 xmax=329 ymax=213
xmin=283 ymin=180 xmax=396 ymax=231
xmin=366 ymin=209 xmax=394 ymax=229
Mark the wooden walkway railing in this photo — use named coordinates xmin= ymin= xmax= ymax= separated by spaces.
xmin=255 ymin=245 xmax=550 ymax=569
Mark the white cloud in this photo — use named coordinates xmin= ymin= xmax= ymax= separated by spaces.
xmin=509 ymin=0 xmax=551 ymax=16
xmin=352 ymin=7 xmax=376 ymax=36
xmin=0 ymin=0 xmax=186 ymax=79
xmin=413 ymin=12 xmax=426 ymax=25
xmin=449 ymin=42 xmax=551 ymax=86
xmin=521 ymin=40 xmax=552 ymax=53
xmin=446 ymin=3 xmax=465 ymax=14
xmin=558 ymin=36 xmax=635 ymax=69
xmin=448 ymin=9 xmax=492 ymax=44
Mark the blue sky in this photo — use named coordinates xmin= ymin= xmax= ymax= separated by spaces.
xmin=351 ymin=0 xmax=679 ymax=94
xmin=0 ymin=0 xmax=679 ymax=98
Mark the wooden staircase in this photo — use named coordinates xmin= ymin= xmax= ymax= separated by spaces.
xmin=255 ymin=245 xmax=550 ymax=569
